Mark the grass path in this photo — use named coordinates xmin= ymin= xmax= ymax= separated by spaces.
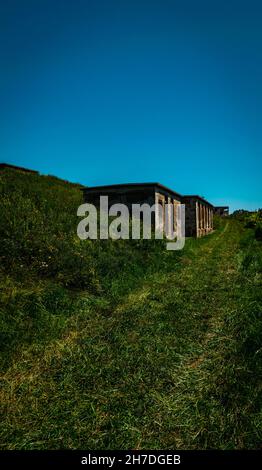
xmin=108 ymin=221 xmax=243 ymax=448
xmin=1 ymin=221 xmax=261 ymax=449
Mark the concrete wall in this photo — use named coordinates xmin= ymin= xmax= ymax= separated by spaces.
xmin=83 ymin=187 xmax=155 ymax=209
xmin=83 ymin=185 xmax=182 ymax=236
xmin=197 ymin=202 xmax=213 ymax=237
xmin=214 ymin=206 xmax=229 ymax=217
xmin=183 ymin=197 xmax=214 ymax=237
xmin=154 ymin=191 xmax=181 ymax=235
xmin=83 ymin=186 xmax=214 ymax=239
xmin=183 ymin=197 xmax=197 ymax=237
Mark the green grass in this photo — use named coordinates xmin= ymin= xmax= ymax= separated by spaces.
xmin=0 ymin=168 xmax=261 ymax=449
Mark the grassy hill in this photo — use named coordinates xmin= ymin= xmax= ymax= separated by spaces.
xmin=0 ymin=167 xmax=261 ymax=449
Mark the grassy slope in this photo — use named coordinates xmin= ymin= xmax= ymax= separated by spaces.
xmin=0 ymin=169 xmax=261 ymax=449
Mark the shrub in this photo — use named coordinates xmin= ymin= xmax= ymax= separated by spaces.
xmin=245 ymin=220 xmax=256 ymax=229
xmin=255 ymin=224 xmax=262 ymax=241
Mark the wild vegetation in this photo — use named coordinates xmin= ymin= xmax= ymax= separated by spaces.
xmin=0 ymin=168 xmax=261 ymax=449
xmin=231 ymin=208 xmax=262 ymax=241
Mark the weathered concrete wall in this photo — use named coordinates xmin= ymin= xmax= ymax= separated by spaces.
xmin=83 ymin=184 xmax=182 ymax=236
xmin=82 ymin=184 xmax=214 ymax=239
xmin=183 ymin=197 xmax=197 ymax=237
xmin=214 ymin=206 xmax=229 ymax=217
xmin=83 ymin=186 xmax=155 ymax=209
xmin=182 ymin=196 xmax=214 ymax=237
xmin=197 ymin=201 xmax=214 ymax=237
xmin=154 ymin=191 xmax=181 ymax=235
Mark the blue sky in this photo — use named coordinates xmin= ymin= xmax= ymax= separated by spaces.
xmin=0 ymin=0 xmax=261 ymax=212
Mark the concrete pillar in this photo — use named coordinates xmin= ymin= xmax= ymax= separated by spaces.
xmin=199 ymin=203 xmax=202 ymax=236
xmin=173 ymin=201 xmax=177 ymax=233
xmin=201 ymin=203 xmax=205 ymax=236
xmin=155 ymin=193 xmax=165 ymax=233
xmin=196 ymin=202 xmax=200 ymax=236
xmin=167 ymin=196 xmax=172 ymax=238
xmin=200 ymin=204 xmax=203 ymax=234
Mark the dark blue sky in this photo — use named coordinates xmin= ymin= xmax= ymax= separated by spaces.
xmin=1 ymin=0 xmax=261 ymax=211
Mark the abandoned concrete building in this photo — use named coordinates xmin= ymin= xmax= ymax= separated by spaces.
xmin=182 ymin=195 xmax=214 ymax=237
xmin=82 ymin=182 xmax=182 ymax=234
xmin=82 ymin=183 xmax=215 ymax=238
xmin=214 ymin=206 xmax=229 ymax=217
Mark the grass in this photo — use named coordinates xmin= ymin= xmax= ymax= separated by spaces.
xmin=0 ymin=168 xmax=261 ymax=449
